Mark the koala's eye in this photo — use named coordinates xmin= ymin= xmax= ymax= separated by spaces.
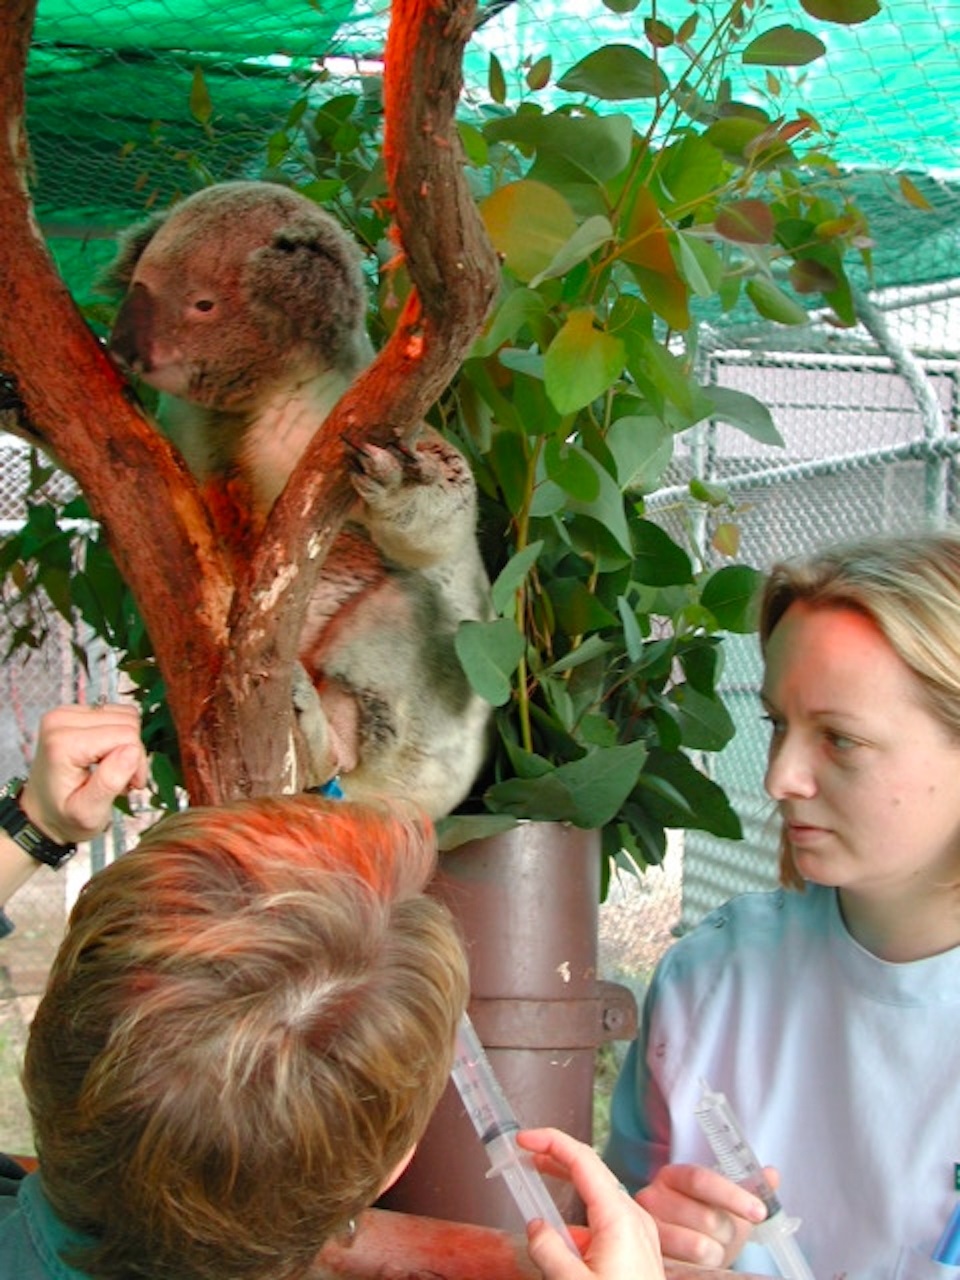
xmin=193 ymin=299 xmax=216 ymax=314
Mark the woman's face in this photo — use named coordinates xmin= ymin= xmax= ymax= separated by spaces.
xmin=761 ymin=602 xmax=960 ymax=901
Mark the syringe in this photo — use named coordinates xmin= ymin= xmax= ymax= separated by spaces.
xmin=450 ymin=1013 xmax=579 ymax=1255
xmin=694 ymin=1079 xmax=815 ymax=1280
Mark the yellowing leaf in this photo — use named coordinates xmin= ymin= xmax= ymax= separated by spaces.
xmin=544 ymin=311 xmax=626 ymax=414
xmin=480 ymin=181 xmax=577 ymax=282
xmin=189 ymin=65 xmax=213 ymax=125
xmin=899 ymin=174 xmax=933 ymax=212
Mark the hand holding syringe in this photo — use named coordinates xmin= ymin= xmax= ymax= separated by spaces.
xmin=451 ymin=1013 xmax=580 ymax=1256
xmin=695 ymin=1080 xmax=815 ymax=1280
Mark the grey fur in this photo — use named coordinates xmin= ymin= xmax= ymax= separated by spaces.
xmin=107 ymin=181 xmax=491 ymax=816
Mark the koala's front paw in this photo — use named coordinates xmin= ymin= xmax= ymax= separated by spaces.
xmin=348 ymin=436 xmax=452 ymax=510
xmin=346 ymin=429 xmax=477 ymax=567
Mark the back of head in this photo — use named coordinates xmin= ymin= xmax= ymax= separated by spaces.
xmin=24 ymin=795 xmax=468 ymax=1280
xmin=759 ymin=528 xmax=960 ymax=885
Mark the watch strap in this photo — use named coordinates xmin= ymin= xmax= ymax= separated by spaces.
xmin=0 ymin=778 xmax=77 ymax=869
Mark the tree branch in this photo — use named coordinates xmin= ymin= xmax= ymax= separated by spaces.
xmin=0 ymin=0 xmax=233 ymax=758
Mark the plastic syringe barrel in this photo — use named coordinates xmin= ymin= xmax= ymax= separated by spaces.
xmin=694 ymin=1080 xmax=815 ymax=1280
xmin=450 ymin=1014 xmax=579 ymax=1255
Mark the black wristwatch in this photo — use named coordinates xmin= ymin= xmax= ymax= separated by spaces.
xmin=0 ymin=778 xmax=77 ymax=869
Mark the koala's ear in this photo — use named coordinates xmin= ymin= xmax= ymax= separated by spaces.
xmin=244 ymin=216 xmax=370 ymax=371
xmin=97 ymin=209 xmax=171 ymax=295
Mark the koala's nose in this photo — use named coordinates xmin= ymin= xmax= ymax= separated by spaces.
xmin=109 ymin=282 xmax=154 ymax=372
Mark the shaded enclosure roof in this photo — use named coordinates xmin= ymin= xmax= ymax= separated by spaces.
xmin=23 ymin=0 xmax=960 ymax=318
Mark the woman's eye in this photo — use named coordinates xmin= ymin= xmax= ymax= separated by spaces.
xmin=826 ymin=731 xmax=856 ymax=751
xmin=761 ymin=713 xmax=784 ymax=737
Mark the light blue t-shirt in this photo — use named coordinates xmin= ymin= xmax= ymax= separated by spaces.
xmin=605 ymin=884 xmax=960 ymax=1280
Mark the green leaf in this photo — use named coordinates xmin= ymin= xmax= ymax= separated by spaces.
xmin=485 ymin=112 xmax=635 ymax=185
xmin=746 ymin=277 xmax=809 ymax=325
xmin=618 ymin=595 xmax=646 ymax=662
xmin=480 ymin=181 xmax=577 ymax=283
xmin=491 ymin=542 xmax=544 ymax=616
xmin=489 ymin=52 xmax=507 ymax=104
xmin=455 ymin=618 xmax=526 ymax=706
xmin=558 ymin=44 xmax=669 ymax=101
xmin=549 ymin=579 xmax=617 ymax=634
xmin=457 ymin=121 xmax=489 ymax=167
xmin=606 ymin=415 xmax=674 ymax=490
xmin=528 ymin=215 xmax=614 ymax=288
xmin=435 ymin=813 xmax=519 ymax=852
xmin=676 ymin=232 xmax=724 ymax=298
xmin=638 ymin=748 xmax=743 ymax=838
xmin=544 ymin=633 xmax=613 ymax=675
xmin=742 ymin=26 xmax=827 ymax=67
xmin=486 ymin=741 xmax=648 ymax=828
xmin=632 ymin=521 xmax=694 ymax=586
xmin=473 ymin=289 xmax=549 ymax=358
xmin=526 ymin=55 xmax=553 ymax=91
xmin=544 ymin=311 xmax=626 ymax=414
xmin=799 ymin=0 xmax=879 ymax=23
xmin=545 ymin=438 xmax=601 ymax=502
xmin=566 ymin=457 xmax=634 ymax=558
xmin=705 ymin=385 xmax=784 ymax=446
xmin=700 ymin=564 xmax=763 ymax=633
xmin=652 ymin=135 xmax=728 ymax=210
xmin=666 ymin=684 xmax=736 ymax=751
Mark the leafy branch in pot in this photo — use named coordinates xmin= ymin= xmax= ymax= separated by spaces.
xmin=436 ymin=0 xmax=878 ymax=864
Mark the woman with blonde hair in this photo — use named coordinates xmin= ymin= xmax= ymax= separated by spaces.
xmin=606 ymin=531 xmax=960 ymax=1280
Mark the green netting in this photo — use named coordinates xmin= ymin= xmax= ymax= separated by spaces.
xmin=21 ymin=0 xmax=960 ymax=308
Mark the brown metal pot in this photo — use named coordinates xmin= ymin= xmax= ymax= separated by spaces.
xmin=379 ymin=821 xmax=637 ymax=1231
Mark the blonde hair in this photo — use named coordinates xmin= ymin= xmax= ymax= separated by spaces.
xmin=759 ymin=530 xmax=960 ymax=889
xmin=24 ymin=795 xmax=468 ymax=1280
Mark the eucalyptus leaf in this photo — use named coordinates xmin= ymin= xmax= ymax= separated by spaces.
xmin=742 ymin=25 xmax=827 ymax=67
xmin=746 ymin=277 xmax=810 ymax=325
xmin=633 ymin=520 xmax=694 ymax=587
xmin=472 ymin=288 xmax=550 ymax=359
xmin=799 ymin=0 xmax=879 ymax=23
xmin=638 ymin=748 xmax=743 ymax=838
xmin=483 ymin=113 xmax=634 ymax=185
xmin=705 ymin=385 xmax=784 ymax=446
xmin=528 ymin=215 xmax=614 ymax=288
xmin=491 ymin=541 xmax=544 ymax=616
xmin=435 ymin=812 xmax=520 ymax=852
xmin=666 ymin=684 xmax=736 ymax=751
xmin=607 ymin=415 xmax=674 ymax=491
xmin=480 ymin=180 xmax=577 ymax=282
xmin=676 ymin=232 xmax=724 ymax=298
xmin=545 ymin=438 xmax=601 ymax=501
xmin=544 ymin=311 xmax=626 ymax=414
xmin=558 ymin=44 xmax=669 ymax=101
xmin=487 ymin=740 xmax=648 ymax=828
xmin=700 ymin=564 xmax=763 ymax=633
xmin=455 ymin=617 xmax=525 ymax=706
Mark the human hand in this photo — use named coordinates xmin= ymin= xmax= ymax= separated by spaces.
xmin=518 ymin=1128 xmax=663 ymax=1280
xmin=19 ymin=704 xmax=148 ymax=846
xmin=636 ymin=1162 xmax=776 ymax=1269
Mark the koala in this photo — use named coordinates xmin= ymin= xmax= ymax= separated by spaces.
xmin=105 ymin=180 xmax=492 ymax=817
